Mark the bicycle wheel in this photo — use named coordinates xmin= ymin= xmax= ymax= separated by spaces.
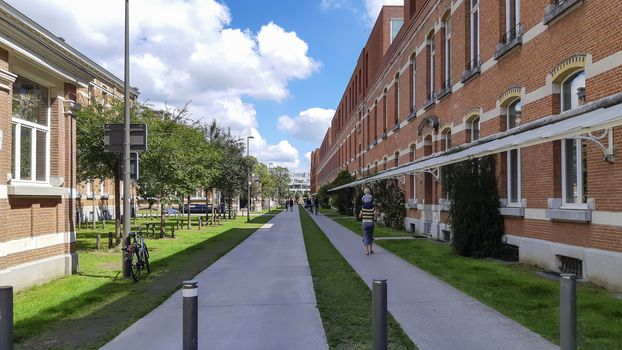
xmin=141 ymin=245 xmax=150 ymax=273
xmin=131 ymin=249 xmax=141 ymax=282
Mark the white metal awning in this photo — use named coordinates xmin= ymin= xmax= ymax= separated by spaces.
xmin=329 ymin=98 xmax=622 ymax=192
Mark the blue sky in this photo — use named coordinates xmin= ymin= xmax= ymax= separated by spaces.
xmin=6 ymin=0 xmax=403 ymax=171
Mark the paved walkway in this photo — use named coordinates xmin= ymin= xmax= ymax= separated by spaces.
xmin=102 ymin=207 xmax=327 ymax=350
xmin=310 ymin=213 xmax=558 ymax=350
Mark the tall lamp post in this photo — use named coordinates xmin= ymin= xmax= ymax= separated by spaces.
xmin=246 ymin=136 xmax=254 ymax=223
xmin=122 ymin=0 xmax=131 ymax=278
xmin=268 ymin=162 xmax=274 ymax=211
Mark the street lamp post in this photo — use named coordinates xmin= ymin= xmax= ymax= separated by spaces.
xmin=122 ymin=0 xmax=131 ymax=278
xmin=246 ymin=136 xmax=254 ymax=223
xmin=268 ymin=162 xmax=274 ymax=211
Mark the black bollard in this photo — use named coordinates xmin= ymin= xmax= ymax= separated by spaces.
xmin=183 ymin=281 xmax=198 ymax=350
xmin=560 ymin=274 xmax=577 ymax=350
xmin=372 ymin=279 xmax=388 ymax=350
xmin=0 ymin=286 xmax=13 ymax=350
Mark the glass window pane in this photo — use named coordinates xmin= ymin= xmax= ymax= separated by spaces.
xmin=564 ymin=139 xmax=578 ymax=203
xmin=20 ymin=126 xmax=32 ymax=180
xmin=36 ymin=130 xmax=46 ymax=181
xmin=11 ymin=124 xmax=16 ymax=179
xmin=12 ymin=76 xmax=49 ymax=126
xmin=510 ymin=149 xmax=519 ymax=203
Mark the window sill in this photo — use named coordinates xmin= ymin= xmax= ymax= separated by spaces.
xmin=545 ymin=208 xmax=591 ymax=222
xmin=460 ymin=65 xmax=481 ymax=84
xmin=422 ymin=98 xmax=435 ymax=110
xmin=405 ymin=199 xmax=418 ymax=209
xmin=392 ymin=123 xmax=400 ymax=132
xmin=406 ymin=111 xmax=417 ymax=122
xmin=544 ymin=0 xmax=584 ymax=25
xmin=381 ymin=132 xmax=387 ymax=140
xmin=8 ymin=184 xmax=65 ymax=197
xmin=494 ymin=34 xmax=523 ymax=61
xmin=436 ymin=86 xmax=452 ymax=101
xmin=500 ymin=206 xmax=525 ymax=217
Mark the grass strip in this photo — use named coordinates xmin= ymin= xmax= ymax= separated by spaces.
xmin=14 ymin=214 xmax=275 ymax=350
xmin=323 ymin=209 xmax=622 ymax=349
xmin=299 ymin=208 xmax=416 ymax=350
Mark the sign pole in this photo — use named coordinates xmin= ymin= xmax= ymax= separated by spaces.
xmin=122 ymin=0 xmax=131 ymax=278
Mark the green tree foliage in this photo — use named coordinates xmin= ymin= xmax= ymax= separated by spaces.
xmin=442 ymin=156 xmax=504 ymax=258
xmin=369 ymin=179 xmax=405 ymax=228
xmin=327 ymin=170 xmax=356 ymax=215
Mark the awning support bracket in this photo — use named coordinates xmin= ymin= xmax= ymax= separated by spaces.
xmin=575 ymin=128 xmax=615 ymax=163
xmin=423 ymin=167 xmax=440 ymax=181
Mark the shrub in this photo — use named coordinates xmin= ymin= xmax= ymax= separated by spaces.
xmin=442 ymin=156 xmax=504 ymax=258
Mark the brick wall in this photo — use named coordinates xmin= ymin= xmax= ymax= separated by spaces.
xmin=311 ymin=0 xmax=622 ymax=261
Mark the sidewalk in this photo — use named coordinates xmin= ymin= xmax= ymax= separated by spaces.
xmin=102 ymin=207 xmax=327 ymax=350
xmin=310 ymin=213 xmax=558 ymax=350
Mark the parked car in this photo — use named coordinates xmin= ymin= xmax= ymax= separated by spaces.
xmin=182 ymin=204 xmax=212 ymax=213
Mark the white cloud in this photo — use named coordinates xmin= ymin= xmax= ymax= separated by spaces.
xmin=305 ymin=152 xmax=312 ymax=162
xmin=248 ymin=129 xmax=301 ymax=169
xmin=277 ymin=108 xmax=335 ymax=143
xmin=320 ymin=0 xmax=355 ymax=11
xmin=364 ymin=0 xmax=404 ymax=25
xmin=6 ymin=0 xmax=318 ymax=168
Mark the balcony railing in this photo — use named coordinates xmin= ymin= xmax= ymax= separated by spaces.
xmin=461 ymin=56 xmax=481 ymax=83
xmin=494 ymin=24 xmax=524 ymax=60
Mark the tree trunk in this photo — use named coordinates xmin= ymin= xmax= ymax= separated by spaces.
xmin=208 ymin=188 xmax=214 ymax=226
xmin=160 ymin=197 xmax=165 ymax=238
xmin=187 ymin=195 xmax=191 ymax=230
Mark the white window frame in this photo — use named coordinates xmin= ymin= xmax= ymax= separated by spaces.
xmin=411 ymin=57 xmax=417 ymax=110
xmin=507 ymin=149 xmax=522 ymax=205
xmin=441 ymin=129 xmax=452 ymax=151
xmin=390 ymin=18 xmax=404 ymax=43
xmin=412 ymin=173 xmax=417 ymax=201
xmin=470 ymin=117 xmax=480 ymax=142
xmin=470 ymin=0 xmax=480 ymax=65
xmin=505 ymin=0 xmax=521 ymax=34
xmin=11 ymin=77 xmax=51 ymax=184
xmin=444 ymin=18 xmax=451 ymax=84
xmin=394 ymin=76 xmax=400 ymax=124
xmin=561 ymin=139 xmax=586 ymax=208
xmin=559 ymin=70 xmax=587 ymax=209
xmin=429 ymin=36 xmax=435 ymax=97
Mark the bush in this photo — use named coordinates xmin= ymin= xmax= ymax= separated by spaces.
xmin=442 ymin=156 xmax=503 ymax=258
xmin=370 ymin=179 xmax=405 ymax=228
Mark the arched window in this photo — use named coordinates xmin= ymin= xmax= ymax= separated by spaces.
xmin=469 ymin=0 xmax=480 ymax=69
xmin=410 ymin=54 xmax=417 ymax=112
xmin=505 ymin=99 xmax=522 ymax=204
xmin=394 ymin=151 xmax=400 ymax=167
xmin=560 ymin=70 xmax=587 ymax=206
xmin=394 ymin=74 xmax=400 ymax=125
xmin=441 ymin=128 xmax=452 ymax=151
xmin=383 ymin=156 xmax=388 ymax=170
xmin=469 ymin=116 xmax=480 ymax=141
xmin=507 ymin=99 xmax=522 ymax=129
xmin=426 ymin=32 xmax=435 ymax=101
xmin=442 ymin=14 xmax=451 ymax=89
xmin=409 ymin=144 xmax=416 ymax=162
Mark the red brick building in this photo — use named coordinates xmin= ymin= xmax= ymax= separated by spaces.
xmin=311 ymin=0 xmax=622 ymax=289
xmin=0 ymin=3 xmax=132 ymax=290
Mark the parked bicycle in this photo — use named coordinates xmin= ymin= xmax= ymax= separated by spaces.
xmin=124 ymin=230 xmax=150 ymax=282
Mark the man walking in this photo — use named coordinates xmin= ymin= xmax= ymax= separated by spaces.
xmin=289 ymin=198 xmax=294 ymax=212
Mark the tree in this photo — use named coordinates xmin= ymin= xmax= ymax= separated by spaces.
xmin=442 ymin=156 xmax=504 ymax=257
xmin=271 ymin=166 xmax=291 ymax=205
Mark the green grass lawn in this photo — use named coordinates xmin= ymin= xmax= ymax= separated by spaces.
xmin=319 ymin=208 xmax=411 ymax=238
xmin=299 ymin=208 xmax=416 ymax=350
xmin=322 ymin=209 xmax=622 ymax=349
xmin=14 ymin=214 xmax=275 ymax=350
